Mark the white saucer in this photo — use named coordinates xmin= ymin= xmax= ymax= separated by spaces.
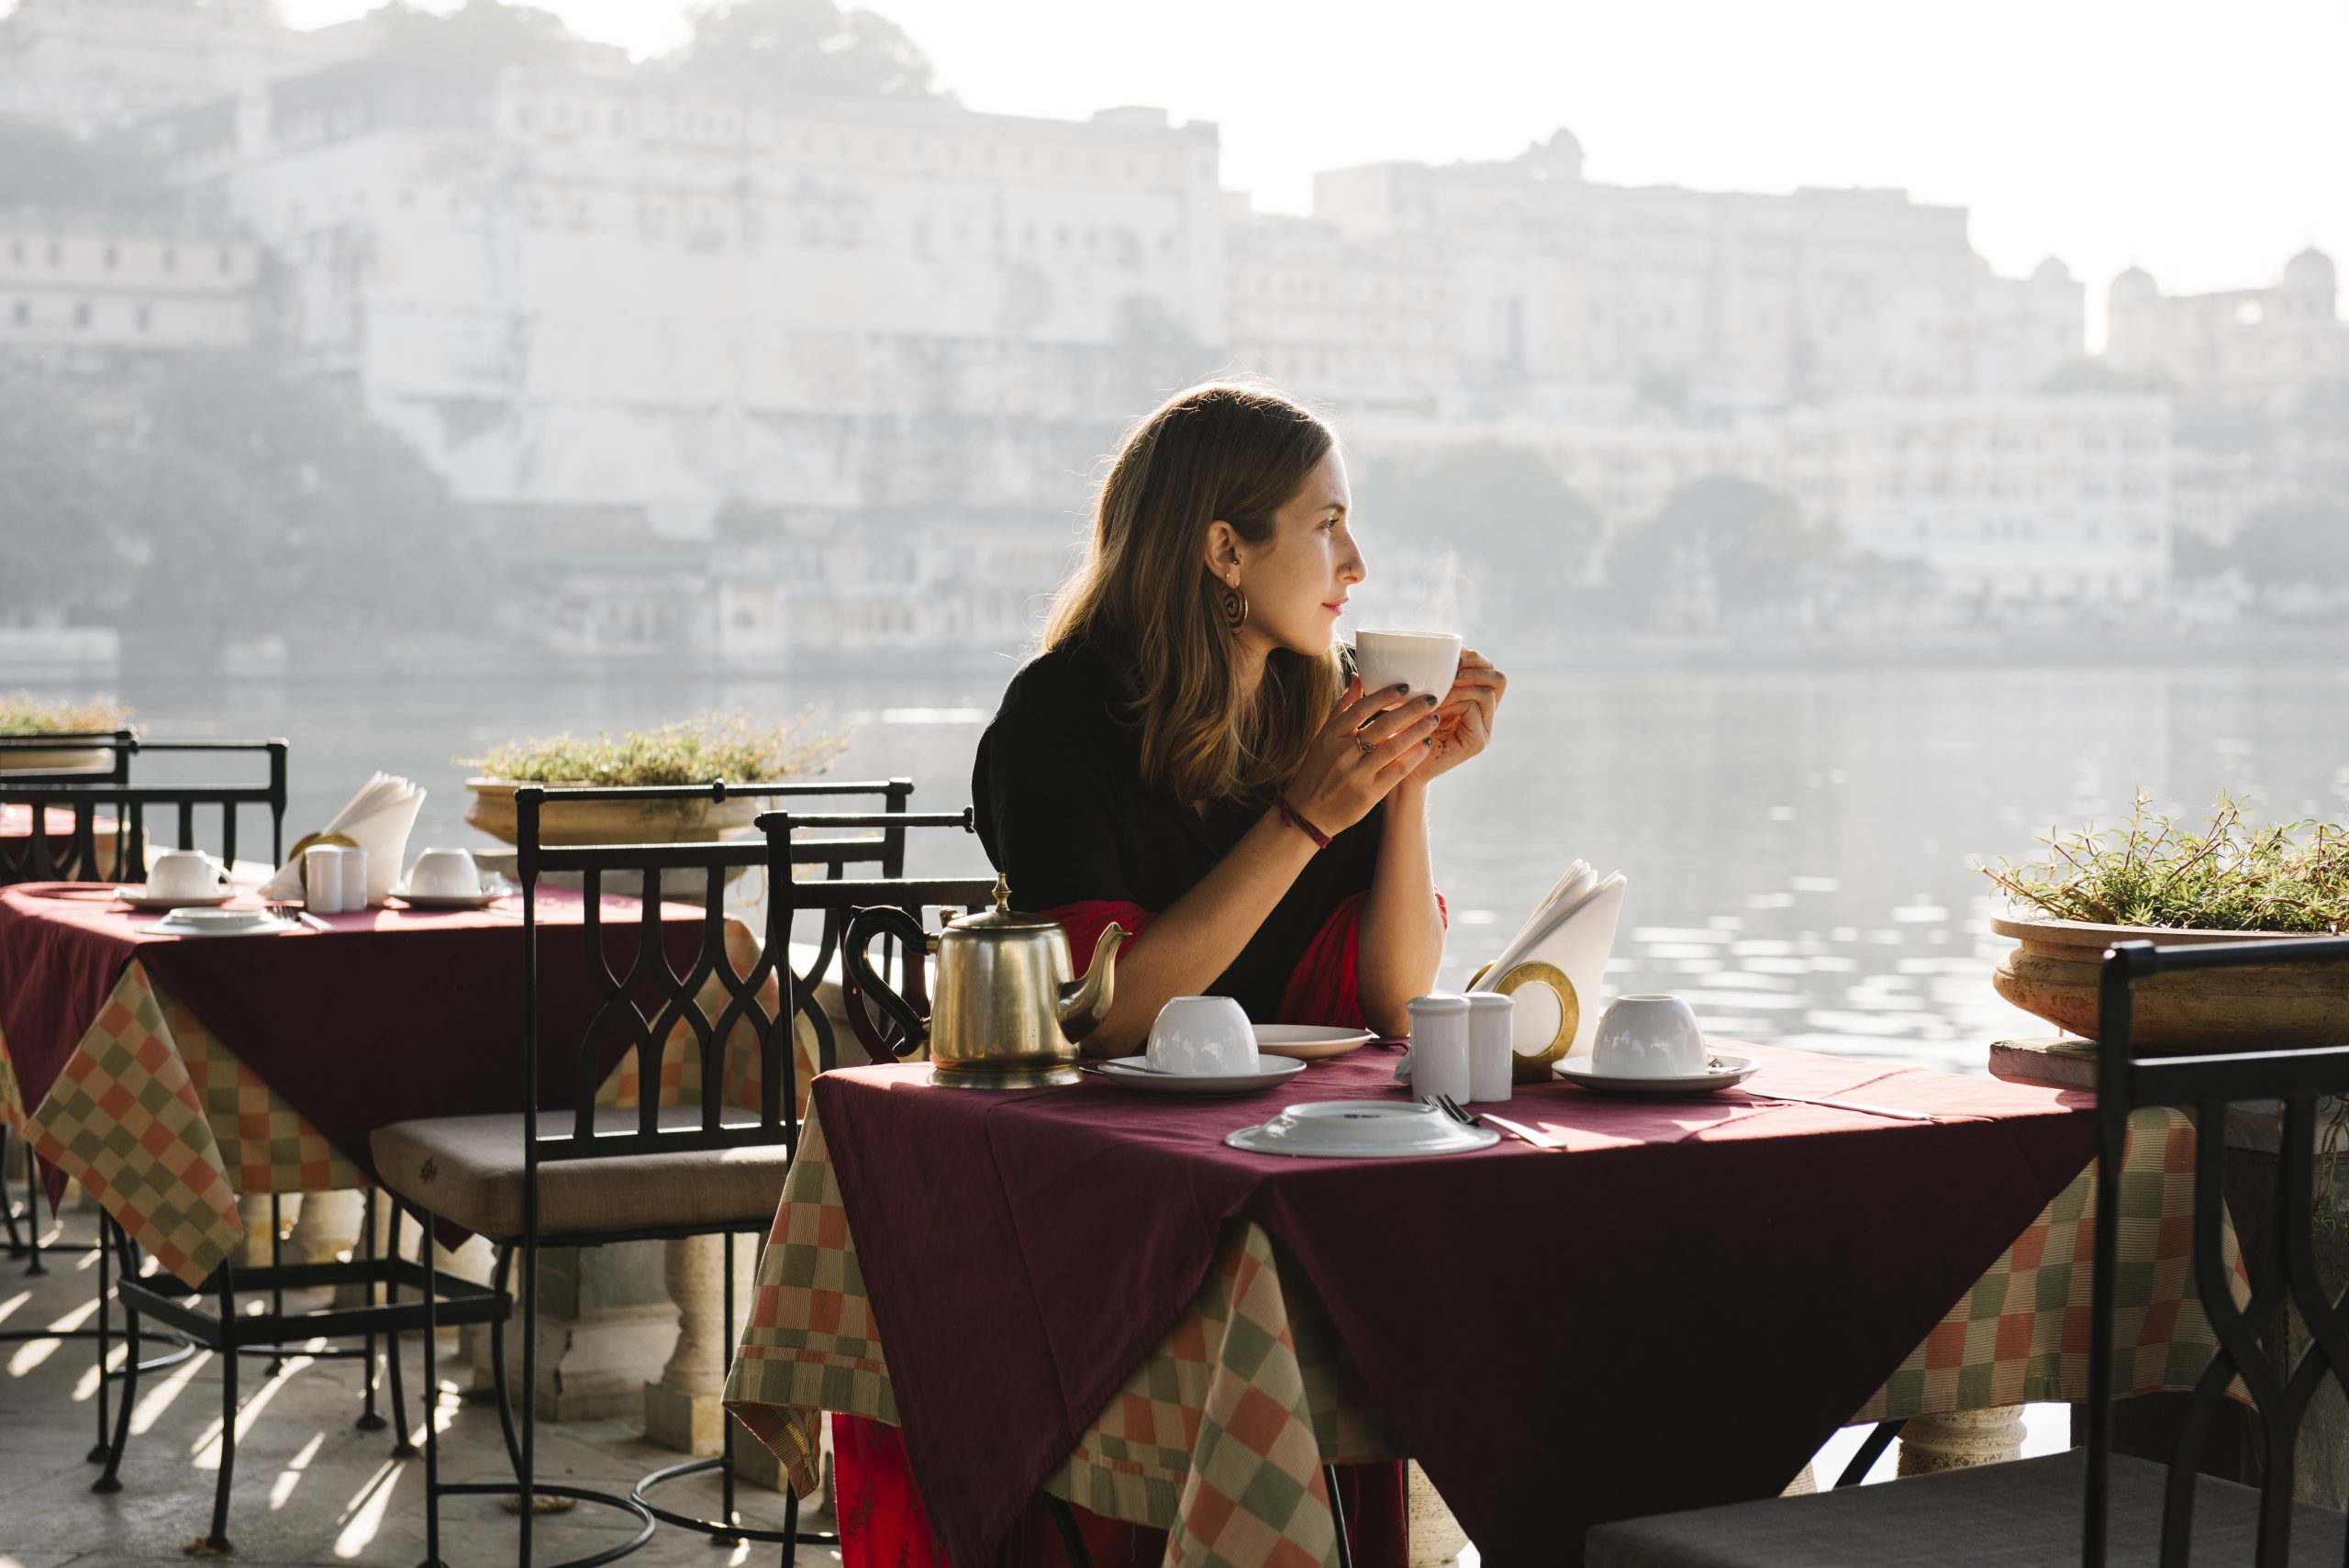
xmin=387 ymin=886 xmax=500 ymax=909
xmin=1094 ymin=1055 xmax=1308 ymax=1095
xmin=1227 ymin=1100 xmax=1500 ymax=1159
xmin=151 ymin=907 xmax=292 ymax=938
xmin=1553 ymin=1052 xmax=1759 ymax=1095
xmin=1253 ymin=1025 xmax=1377 ymax=1061
xmin=120 ymin=886 xmax=232 ymax=911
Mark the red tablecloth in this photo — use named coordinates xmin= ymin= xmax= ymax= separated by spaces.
xmin=0 ymin=883 xmax=707 ymax=1192
xmin=808 ymin=1048 xmax=2098 ymax=1568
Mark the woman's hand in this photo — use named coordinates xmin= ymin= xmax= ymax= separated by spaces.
xmin=1416 ymin=650 xmax=1505 ymax=785
xmin=1286 ymin=678 xmax=1441 ymax=833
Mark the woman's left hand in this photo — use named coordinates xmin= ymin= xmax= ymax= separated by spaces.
xmin=1416 ymin=650 xmax=1505 ymax=784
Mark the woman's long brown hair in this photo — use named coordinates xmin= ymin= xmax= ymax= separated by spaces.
xmin=1044 ymin=383 xmax=1344 ymax=807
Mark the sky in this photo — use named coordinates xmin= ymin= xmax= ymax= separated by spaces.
xmin=275 ymin=0 xmax=2347 ymax=338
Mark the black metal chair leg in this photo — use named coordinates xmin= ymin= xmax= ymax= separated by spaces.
xmin=1835 ymin=1418 xmax=1904 ymax=1487
xmin=717 ymin=1233 xmax=742 ymax=1547
xmin=89 ymin=1206 xmax=112 ymax=1465
xmin=518 ymin=1235 xmax=538 ymax=1568
xmin=356 ymin=1191 xmax=385 ymax=1432
xmin=486 ymin=1244 xmax=524 ymax=1478
xmin=1325 ymin=1463 xmax=1353 ymax=1568
xmin=384 ymin=1205 xmax=418 ymax=1458
xmin=0 ymin=1127 xmax=22 ymax=1257
xmin=25 ymin=1141 xmax=49 ymax=1276
xmin=418 ymin=1218 xmax=446 ymax=1568
xmin=206 ymin=1263 xmax=238 ymax=1553
xmin=95 ymin=1220 xmax=139 ymax=1495
xmin=1042 ymin=1495 xmax=1093 ymax=1568
xmin=267 ymin=1194 xmax=284 ymax=1379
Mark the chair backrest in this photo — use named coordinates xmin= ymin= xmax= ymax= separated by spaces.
xmin=2086 ymin=935 xmax=2349 ymax=1566
xmin=756 ymin=807 xmax=993 ymax=1066
xmin=0 ymin=739 xmax=288 ymax=884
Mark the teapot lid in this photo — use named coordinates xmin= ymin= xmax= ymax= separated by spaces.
xmin=950 ymin=873 xmax=1062 ymax=933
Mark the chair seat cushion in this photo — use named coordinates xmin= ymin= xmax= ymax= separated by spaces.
xmin=1586 ymin=1450 xmax=2348 ymax=1567
xmin=372 ymin=1107 xmax=796 ymax=1242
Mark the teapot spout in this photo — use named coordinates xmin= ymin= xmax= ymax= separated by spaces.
xmin=1055 ymin=923 xmax=1127 ymax=1043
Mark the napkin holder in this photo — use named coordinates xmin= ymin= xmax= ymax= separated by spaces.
xmin=1465 ymin=959 xmax=1579 ymax=1084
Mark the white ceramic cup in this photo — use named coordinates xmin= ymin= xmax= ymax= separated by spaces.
xmin=148 ymin=849 xmax=225 ymax=902
xmin=1407 ymin=993 xmax=1472 ymax=1104
xmin=1353 ymin=629 xmax=1464 ymax=703
xmin=406 ymin=847 xmax=483 ymax=898
xmin=1146 ymin=996 xmax=1258 ymax=1075
xmin=303 ymin=845 xmax=345 ymax=915
xmin=1590 ymin=995 xmax=1707 ymax=1078
xmin=1464 ymin=992 xmax=1515 ymax=1104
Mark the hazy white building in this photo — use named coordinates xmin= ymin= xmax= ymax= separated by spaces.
xmin=0 ymin=0 xmax=367 ymax=130
xmin=1224 ymin=200 xmax=1456 ymax=416
xmin=2105 ymin=248 xmax=2347 ymax=411
xmin=0 ymin=212 xmax=260 ymax=351
xmin=1269 ymin=129 xmax=2082 ymax=409
xmin=150 ymin=58 xmax=1224 ymax=534
xmin=1776 ymin=395 xmax=2171 ymax=603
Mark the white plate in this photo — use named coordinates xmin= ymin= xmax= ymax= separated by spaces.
xmin=387 ymin=886 xmax=501 ymax=909
xmin=1093 ymin=1055 xmax=1307 ymax=1095
xmin=119 ymin=886 xmax=233 ymax=911
xmin=1553 ymin=1052 xmax=1759 ymax=1095
xmin=151 ymin=908 xmax=293 ymax=937
xmin=1227 ymin=1100 xmax=1500 ymax=1159
xmin=1252 ymin=1025 xmax=1378 ymax=1062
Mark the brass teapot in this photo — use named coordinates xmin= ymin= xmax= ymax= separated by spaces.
xmin=842 ymin=875 xmax=1126 ymax=1089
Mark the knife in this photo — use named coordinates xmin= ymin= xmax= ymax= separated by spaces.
xmin=1479 ymin=1111 xmax=1566 ymax=1151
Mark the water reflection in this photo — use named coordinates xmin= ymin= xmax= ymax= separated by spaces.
xmin=109 ymin=654 xmax=2348 ymax=1079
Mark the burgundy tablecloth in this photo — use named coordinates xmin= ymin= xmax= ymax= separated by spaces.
xmin=0 ymin=883 xmax=707 ymax=1193
xmin=808 ymin=1047 xmax=2098 ymax=1568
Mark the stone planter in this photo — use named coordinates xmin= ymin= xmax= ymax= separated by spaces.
xmin=1990 ymin=913 xmax=2349 ymax=1050
xmin=464 ymin=778 xmax=764 ymax=848
xmin=0 ymin=743 xmax=110 ymax=774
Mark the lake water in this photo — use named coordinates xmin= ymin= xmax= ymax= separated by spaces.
xmin=96 ymin=651 xmax=2349 ymax=1080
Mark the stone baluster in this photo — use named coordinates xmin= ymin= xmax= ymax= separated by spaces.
xmin=285 ymin=1188 xmax=363 ymax=1265
xmin=1895 ymin=1407 xmax=2026 ymax=1474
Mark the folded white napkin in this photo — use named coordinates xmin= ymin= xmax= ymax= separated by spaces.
xmin=260 ymin=772 xmax=427 ymax=906
xmin=1469 ymin=863 xmax=1627 ymax=1062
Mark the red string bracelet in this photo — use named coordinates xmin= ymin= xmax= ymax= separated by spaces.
xmin=1273 ymin=792 xmax=1331 ymax=851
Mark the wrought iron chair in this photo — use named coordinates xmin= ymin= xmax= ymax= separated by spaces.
xmin=0 ymin=740 xmax=299 ymax=1493
xmin=373 ymin=785 xmax=981 ymax=1568
xmin=1586 ymin=934 xmax=2349 ymax=1567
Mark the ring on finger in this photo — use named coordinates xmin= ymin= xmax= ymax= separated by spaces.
xmin=1354 ymin=733 xmax=1376 ymax=757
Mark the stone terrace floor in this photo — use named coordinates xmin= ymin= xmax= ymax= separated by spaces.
xmin=1 ymin=1239 xmax=833 ymax=1568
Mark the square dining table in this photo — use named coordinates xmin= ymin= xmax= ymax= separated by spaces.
xmin=0 ymin=880 xmax=747 ymax=1284
xmin=725 ymin=1045 xmax=2244 ymax=1568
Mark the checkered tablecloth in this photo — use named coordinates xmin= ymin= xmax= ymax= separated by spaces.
xmin=2 ymin=917 xmax=809 ymax=1286
xmin=724 ymin=1103 xmax=2243 ymax=1568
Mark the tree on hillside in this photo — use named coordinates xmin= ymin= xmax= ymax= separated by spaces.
xmin=1606 ymin=474 xmax=1836 ymax=623
xmin=0 ymin=117 xmax=170 ymax=215
xmin=2233 ymin=497 xmax=2349 ymax=592
xmin=680 ymin=0 xmax=943 ymax=97
xmin=372 ymin=0 xmax=583 ymax=74
xmin=1363 ymin=442 xmax=1598 ymax=633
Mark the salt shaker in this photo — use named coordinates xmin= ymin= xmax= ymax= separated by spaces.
xmin=303 ymin=844 xmax=344 ymax=916
xmin=335 ymin=845 xmax=370 ymax=910
xmin=1465 ymin=991 xmax=1515 ymax=1103
xmin=1407 ymin=993 xmax=1472 ymax=1106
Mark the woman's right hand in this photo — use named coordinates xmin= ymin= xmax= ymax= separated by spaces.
xmin=1286 ymin=678 xmax=1442 ymax=833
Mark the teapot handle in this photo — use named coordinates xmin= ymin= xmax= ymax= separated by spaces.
xmin=842 ymin=905 xmax=931 ymax=1062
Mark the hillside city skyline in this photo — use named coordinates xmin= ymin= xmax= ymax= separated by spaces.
xmin=255 ymin=0 xmax=2349 ymax=336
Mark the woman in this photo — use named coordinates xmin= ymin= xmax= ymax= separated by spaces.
xmin=836 ymin=384 xmax=1504 ymax=1568
xmin=976 ymin=381 xmax=1504 ymax=1046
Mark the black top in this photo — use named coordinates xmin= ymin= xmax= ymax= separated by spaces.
xmin=972 ymin=639 xmax=1384 ymax=1021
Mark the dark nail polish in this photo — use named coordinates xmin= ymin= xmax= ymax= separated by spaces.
xmin=1394 ymin=684 xmax=1410 ymax=695
xmin=1424 ymin=694 xmax=1439 ymax=706
xmin=1422 ymin=738 xmax=1433 ymax=746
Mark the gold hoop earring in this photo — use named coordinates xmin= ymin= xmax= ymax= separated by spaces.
xmin=1220 ymin=584 xmax=1249 ymax=633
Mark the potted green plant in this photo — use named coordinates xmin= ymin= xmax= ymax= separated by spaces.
xmin=0 ymin=691 xmax=135 ymax=773
xmin=459 ymin=709 xmax=850 ymax=847
xmin=1980 ymin=792 xmax=2349 ymax=1049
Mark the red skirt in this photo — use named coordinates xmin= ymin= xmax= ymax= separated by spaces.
xmin=833 ymin=1414 xmax=1408 ymax=1568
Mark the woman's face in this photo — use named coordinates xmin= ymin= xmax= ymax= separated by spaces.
xmin=1208 ymin=450 xmax=1366 ymax=660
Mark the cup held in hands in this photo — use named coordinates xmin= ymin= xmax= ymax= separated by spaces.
xmin=1146 ymin=995 xmax=1258 ymax=1075
xmin=148 ymin=849 xmax=227 ymax=902
xmin=405 ymin=847 xmax=484 ymax=898
xmin=1353 ymin=629 xmax=1464 ymax=703
xmin=1590 ymin=995 xmax=1706 ymax=1079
